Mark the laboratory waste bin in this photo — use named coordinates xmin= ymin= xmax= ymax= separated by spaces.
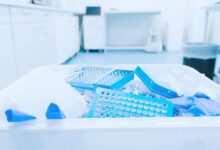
xmin=0 ymin=64 xmax=220 ymax=150
xmin=183 ymin=43 xmax=219 ymax=79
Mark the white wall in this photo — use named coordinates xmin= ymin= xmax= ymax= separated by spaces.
xmin=209 ymin=12 xmax=220 ymax=45
xmin=203 ymin=0 xmax=220 ymax=47
xmin=185 ymin=0 xmax=211 ymax=43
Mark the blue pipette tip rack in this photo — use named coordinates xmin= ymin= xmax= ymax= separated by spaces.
xmin=66 ymin=66 xmax=134 ymax=91
xmin=93 ymin=69 xmax=134 ymax=90
xmin=135 ymin=66 xmax=179 ymax=99
xmin=66 ymin=66 xmax=112 ymax=90
xmin=87 ymin=88 xmax=174 ymax=118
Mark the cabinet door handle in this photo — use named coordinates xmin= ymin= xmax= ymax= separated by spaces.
xmin=21 ymin=12 xmax=31 ymax=16
xmin=108 ymin=8 xmax=118 ymax=11
xmin=32 ymin=27 xmax=46 ymax=31
xmin=43 ymin=13 xmax=50 ymax=17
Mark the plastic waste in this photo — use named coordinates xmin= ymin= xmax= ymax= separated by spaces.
xmin=1 ymin=70 xmax=88 ymax=119
xmin=169 ymin=96 xmax=195 ymax=116
xmin=67 ymin=66 xmax=134 ymax=91
xmin=135 ymin=66 xmax=180 ymax=99
xmin=66 ymin=66 xmax=112 ymax=90
xmin=183 ymin=98 xmax=220 ymax=116
xmin=5 ymin=109 xmax=36 ymax=122
xmin=87 ymin=88 xmax=174 ymax=118
xmin=46 ymin=103 xmax=65 ymax=119
xmin=169 ymin=92 xmax=220 ymax=116
xmin=194 ymin=92 xmax=210 ymax=99
xmin=2 ymin=65 xmax=220 ymax=121
xmin=0 ymin=95 xmax=18 ymax=120
xmin=93 ymin=69 xmax=134 ymax=90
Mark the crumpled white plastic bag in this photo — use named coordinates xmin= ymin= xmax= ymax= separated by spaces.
xmin=0 ymin=68 xmax=88 ymax=120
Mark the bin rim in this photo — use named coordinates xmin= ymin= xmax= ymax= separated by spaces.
xmin=1 ymin=117 xmax=220 ymax=131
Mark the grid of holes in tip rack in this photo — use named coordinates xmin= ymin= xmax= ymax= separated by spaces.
xmin=87 ymin=88 xmax=174 ymax=118
xmin=66 ymin=67 xmax=112 ymax=90
xmin=93 ymin=69 xmax=134 ymax=89
xmin=66 ymin=67 xmax=134 ymax=90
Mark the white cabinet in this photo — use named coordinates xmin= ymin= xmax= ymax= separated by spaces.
xmin=11 ymin=7 xmax=42 ymax=23
xmin=13 ymin=22 xmax=57 ymax=76
xmin=83 ymin=16 xmax=105 ymax=50
xmin=0 ymin=25 xmax=17 ymax=90
xmin=54 ymin=13 xmax=80 ymax=63
xmin=0 ymin=6 xmax=11 ymax=24
xmin=0 ymin=6 xmax=79 ymax=86
xmin=11 ymin=7 xmax=60 ymax=76
xmin=11 ymin=8 xmax=79 ymax=75
xmin=11 ymin=7 xmax=55 ymax=23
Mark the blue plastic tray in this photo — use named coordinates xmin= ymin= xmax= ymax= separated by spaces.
xmin=87 ymin=88 xmax=174 ymax=118
xmin=135 ymin=67 xmax=179 ymax=99
xmin=66 ymin=66 xmax=112 ymax=90
xmin=93 ymin=69 xmax=134 ymax=90
xmin=67 ymin=67 xmax=134 ymax=91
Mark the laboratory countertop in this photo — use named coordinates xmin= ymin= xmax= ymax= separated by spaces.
xmin=0 ymin=0 xmax=75 ymax=13
xmin=104 ymin=10 xmax=161 ymax=14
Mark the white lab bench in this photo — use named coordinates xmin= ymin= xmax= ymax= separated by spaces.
xmin=83 ymin=9 xmax=163 ymax=52
xmin=0 ymin=2 xmax=80 ymax=90
xmin=104 ymin=11 xmax=162 ymax=52
xmin=0 ymin=64 xmax=220 ymax=150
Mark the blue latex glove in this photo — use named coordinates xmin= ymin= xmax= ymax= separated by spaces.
xmin=169 ymin=96 xmax=195 ymax=109
xmin=5 ymin=109 xmax=36 ymax=122
xmin=46 ymin=103 xmax=65 ymax=119
xmin=168 ymin=96 xmax=195 ymax=116
xmin=194 ymin=92 xmax=210 ymax=100
xmin=169 ymin=92 xmax=220 ymax=117
xmin=170 ymin=92 xmax=210 ymax=108
xmin=183 ymin=98 xmax=220 ymax=116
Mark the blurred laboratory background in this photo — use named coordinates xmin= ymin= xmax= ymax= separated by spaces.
xmin=0 ymin=0 xmax=220 ymax=90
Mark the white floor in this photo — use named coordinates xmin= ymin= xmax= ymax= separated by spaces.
xmin=67 ymin=50 xmax=183 ymax=64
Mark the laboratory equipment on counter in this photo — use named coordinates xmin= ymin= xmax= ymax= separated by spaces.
xmin=32 ymin=0 xmax=50 ymax=5
xmin=86 ymin=7 xmax=101 ymax=15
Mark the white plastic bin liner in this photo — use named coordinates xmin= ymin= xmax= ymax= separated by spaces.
xmin=1 ymin=118 xmax=220 ymax=150
xmin=0 ymin=64 xmax=220 ymax=150
xmin=0 ymin=67 xmax=88 ymax=120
